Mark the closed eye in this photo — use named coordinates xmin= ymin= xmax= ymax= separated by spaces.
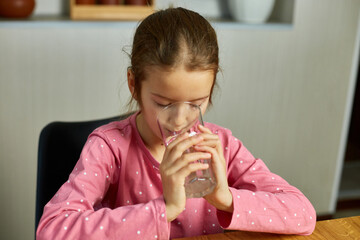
xmin=155 ymin=102 xmax=171 ymax=108
xmin=192 ymin=100 xmax=206 ymax=107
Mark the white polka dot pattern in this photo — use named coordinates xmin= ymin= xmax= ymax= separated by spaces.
xmin=37 ymin=114 xmax=316 ymax=239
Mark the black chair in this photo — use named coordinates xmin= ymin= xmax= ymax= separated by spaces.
xmin=35 ymin=113 xmax=133 ymax=234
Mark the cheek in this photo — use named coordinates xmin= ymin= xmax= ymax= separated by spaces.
xmin=143 ymin=105 xmax=163 ymax=135
xmin=143 ymin=106 xmax=157 ymax=124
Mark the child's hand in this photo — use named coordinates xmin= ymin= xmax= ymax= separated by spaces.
xmin=194 ymin=125 xmax=234 ymax=213
xmin=160 ymin=133 xmax=211 ymax=222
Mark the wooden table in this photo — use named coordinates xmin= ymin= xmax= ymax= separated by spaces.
xmin=175 ymin=215 xmax=360 ymax=239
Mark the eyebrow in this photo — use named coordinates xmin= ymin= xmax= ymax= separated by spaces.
xmin=151 ymin=93 xmax=209 ymax=102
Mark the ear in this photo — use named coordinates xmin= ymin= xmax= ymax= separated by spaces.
xmin=127 ymin=68 xmax=137 ymax=100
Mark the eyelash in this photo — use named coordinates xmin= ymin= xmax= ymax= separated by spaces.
xmin=155 ymin=102 xmax=171 ymax=108
xmin=155 ymin=101 xmax=204 ymax=108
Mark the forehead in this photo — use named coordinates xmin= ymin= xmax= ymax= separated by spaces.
xmin=142 ymin=66 xmax=214 ymax=101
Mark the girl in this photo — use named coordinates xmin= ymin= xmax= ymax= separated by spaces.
xmin=37 ymin=7 xmax=316 ymax=240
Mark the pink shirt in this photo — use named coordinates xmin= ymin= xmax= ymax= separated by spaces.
xmin=37 ymin=112 xmax=316 ymax=239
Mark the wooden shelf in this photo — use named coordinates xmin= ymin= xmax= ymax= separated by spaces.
xmin=70 ymin=0 xmax=155 ymax=21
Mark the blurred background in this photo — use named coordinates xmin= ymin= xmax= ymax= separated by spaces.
xmin=1 ymin=0 xmax=360 ymax=239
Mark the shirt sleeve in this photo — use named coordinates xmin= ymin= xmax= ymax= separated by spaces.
xmin=36 ymin=132 xmax=170 ymax=240
xmin=216 ymin=133 xmax=316 ymax=235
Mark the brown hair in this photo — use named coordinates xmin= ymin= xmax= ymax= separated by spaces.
xmin=129 ymin=7 xmax=219 ymax=108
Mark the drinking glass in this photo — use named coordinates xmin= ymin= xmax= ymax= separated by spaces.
xmin=157 ymin=102 xmax=216 ymax=198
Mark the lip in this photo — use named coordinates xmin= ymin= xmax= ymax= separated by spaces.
xmin=166 ymin=128 xmax=183 ymax=136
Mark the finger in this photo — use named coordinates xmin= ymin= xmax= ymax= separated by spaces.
xmin=193 ymin=145 xmax=225 ymax=166
xmin=167 ymin=134 xmax=204 ymax=157
xmin=166 ymin=131 xmax=189 ymax=147
xmin=193 ymin=145 xmax=228 ymax=190
xmin=196 ymin=138 xmax=224 ymax=155
xmin=165 ymin=152 xmax=212 ymax=175
xmin=198 ymin=124 xmax=213 ymax=134
xmin=162 ymin=134 xmax=206 ymax=169
xmin=196 ymin=133 xmax=219 ymax=141
xmin=194 ymin=126 xmax=219 ymax=142
xmin=196 ymin=139 xmax=219 ymax=148
xmin=177 ymin=162 xmax=209 ymax=180
xmin=162 ymin=132 xmax=190 ymax=165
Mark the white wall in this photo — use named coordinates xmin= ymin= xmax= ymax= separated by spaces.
xmin=209 ymin=1 xmax=360 ymax=217
xmin=0 ymin=0 xmax=359 ymax=239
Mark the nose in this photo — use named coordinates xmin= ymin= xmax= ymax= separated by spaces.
xmin=171 ymin=103 xmax=188 ymax=130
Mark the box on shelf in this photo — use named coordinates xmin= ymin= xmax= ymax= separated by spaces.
xmin=70 ymin=0 xmax=155 ymax=21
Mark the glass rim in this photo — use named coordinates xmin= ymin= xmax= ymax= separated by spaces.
xmin=160 ymin=101 xmax=201 ymax=111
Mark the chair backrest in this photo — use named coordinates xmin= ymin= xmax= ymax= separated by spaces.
xmin=35 ymin=113 xmax=133 ymax=232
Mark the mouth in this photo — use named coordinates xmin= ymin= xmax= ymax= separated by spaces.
xmin=166 ymin=128 xmax=183 ymax=136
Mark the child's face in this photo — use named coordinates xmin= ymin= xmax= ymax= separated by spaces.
xmin=136 ymin=66 xmax=214 ymax=144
